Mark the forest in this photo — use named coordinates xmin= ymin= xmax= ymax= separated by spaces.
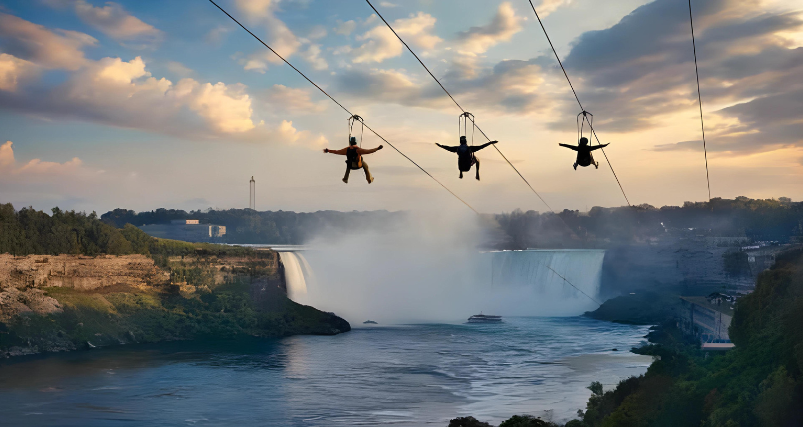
xmin=97 ymin=197 xmax=803 ymax=248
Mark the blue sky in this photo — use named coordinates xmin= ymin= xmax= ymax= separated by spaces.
xmin=0 ymin=0 xmax=801 ymax=214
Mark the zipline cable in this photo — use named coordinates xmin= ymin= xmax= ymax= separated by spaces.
xmin=526 ymin=0 xmax=631 ymax=207
xmin=366 ymin=0 xmax=555 ymax=213
xmin=688 ymin=0 xmax=712 ymax=201
xmin=208 ymin=0 xmax=478 ymax=214
xmin=367 ymin=0 xmax=601 ymax=305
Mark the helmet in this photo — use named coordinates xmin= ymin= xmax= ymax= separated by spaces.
xmin=579 ymin=137 xmax=589 ymax=146
xmin=460 ymin=136 xmax=467 ymax=144
xmin=349 ymin=136 xmax=358 ymax=145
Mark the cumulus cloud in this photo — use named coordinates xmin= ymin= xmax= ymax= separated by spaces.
xmin=456 ymin=2 xmax=521 ymax=56
xmin=0 ymin=141 xmax=91 ymax=176
xmin=351 ymin=12 xmax=442 ymax=64
xmin=554 ymin=0 xmax=803 ymax=154
xmin=73 ymin=0 xmax=162 ymax=46
xmin=0 ymin=13 xmax=96 ymax=70
xmin=0 ymin=54 xmax=324 ymax=146
xmin=299 ymin=44 xmax=328 ymax=70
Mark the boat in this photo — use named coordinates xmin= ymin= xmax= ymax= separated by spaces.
xmin=467 ymin=313 xmax=503 ymax=323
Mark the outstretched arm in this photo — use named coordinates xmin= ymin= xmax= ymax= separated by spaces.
xmin=588 ymin=143 xmax=610 ymax=151
xmin=559 ymin=143 xmax=579 ymax=151
xmin=470 ymin=141 xmax=497 ymax=152
xmin=357 ymin=145 xmax=384 ymax=155
xmin=323 ymin=147 xmax=348 ymax=155
xmin=436 ymin=143 xmax=459 ymax=153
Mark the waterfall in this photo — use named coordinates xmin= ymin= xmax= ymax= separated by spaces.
xmin=278 ymin=252 xmax=311 ymax=299
xmin=487 ymin=250 xmax=605 ymax=304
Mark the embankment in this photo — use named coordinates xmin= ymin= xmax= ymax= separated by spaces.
xmin=0 ymin=251 xmax=349 ymax=358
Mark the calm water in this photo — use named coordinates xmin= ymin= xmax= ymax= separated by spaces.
xmin=0 ymin=317 xmax=651 ymax=426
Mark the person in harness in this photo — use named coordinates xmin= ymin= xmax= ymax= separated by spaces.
xmin=323 ymin=137 xmax=383 ymax=183
xmin=436 ymin=136 xmax=497 ymax=180
xmin=559 ymin=137 xmax=609 ymax=170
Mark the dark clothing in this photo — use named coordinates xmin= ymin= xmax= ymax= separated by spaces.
xmin=437 ymin=141 xmax=495 ymax=172
xmin=559 ymin=143 xmax=608 ymax=167
xmin=346 ymin=146 xmax=362 ymax=169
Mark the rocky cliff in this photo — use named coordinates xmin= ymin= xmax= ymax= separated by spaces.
xmin=0 ymin=251 xmax=350 ymax=358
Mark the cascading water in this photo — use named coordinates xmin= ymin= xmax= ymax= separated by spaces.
xmin=278 ymin=252 xmax=311 ymax=299
xmin=291 ymin=246 xmax=606 ymax=323
xmin=488 ymin=250 xmax=605 ymax=304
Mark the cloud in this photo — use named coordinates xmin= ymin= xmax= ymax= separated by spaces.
xmin=205 ymin=25 xmax=232 ymax=45
xmin=299 ymin=44 xmax=328 ymax=70
xmin=166 ymin=61 xmax=194 ymax=77
xmin=262 ymin=84 xmax=328 ymax=113
xmin=0 ymin=141 xmax=91 ymax=176
xmin=456 ymin=2 xmax=521 ymax=55
xmin=0 ymin=53 xmax=38 ymax=91
xmin=335 ymin=58 xmax=547 ymax=115
xmin=307 ymin=25 xmax=327 ymax=40
xmin=0 ymin=13 xmax=97 ymax=70
xmin=537 ymin=0 xmax=573 ymax=17
xmin=0 ymin=54 xmax=325 ymax=146
xmin=351 ymin=12 xmax=442 ymax=64
xmin=236 ymin=0 xmax=302 ymax=73
xmin=335 ymin=20 xmax=357 ymax=36
xmin=73 ymin=0 xmax=162 ymax=45
xmin=550 ymin=0 xmax=803 ymax=155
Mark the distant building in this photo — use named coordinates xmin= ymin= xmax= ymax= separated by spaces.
xmin=139 ymin=220 xmax=226 ymax=243
xmin=679 ymin=296 xmax=734 ymax=344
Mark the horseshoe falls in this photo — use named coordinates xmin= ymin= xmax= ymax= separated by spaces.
xmin=488 ymin=250 xmax=605 ymax=304
xmin=288 ymin=249 xmax=606 ymax=323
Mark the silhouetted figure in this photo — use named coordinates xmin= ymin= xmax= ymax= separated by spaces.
xmin=324 ymin=137 xmax=383 ymax=183
xmin=559 ymin=137 xmax=609 ymax=170
xmin=436 ymin=136 xmax=497 ymax=180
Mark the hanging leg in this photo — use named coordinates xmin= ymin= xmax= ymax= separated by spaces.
xmin=475 ymin=158 xmax=481 ymax=181
xmin=343 ymin=165 xmax=351 ymax=183
xmin=362 ymin=161 xmax=374 ymax=183
xmin=459 ymin=170 xmax=463 ymax=179
xmin=573 ymin=162 xmax=578 ymax=170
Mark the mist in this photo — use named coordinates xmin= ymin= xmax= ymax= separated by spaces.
xmin=290 ymin=210 xmax=601 ymax=325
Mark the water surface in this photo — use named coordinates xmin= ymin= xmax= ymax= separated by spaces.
xmin=0 ymin=317 xmax=651 ymax=426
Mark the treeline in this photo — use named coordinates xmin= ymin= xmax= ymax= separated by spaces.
xmin=494 ymin=197 xmax=803 ymax=248
xmin=101 ymin=207 xmax=404 ymax=244
xmin=0 ymin=203 xmax=251 ymax=259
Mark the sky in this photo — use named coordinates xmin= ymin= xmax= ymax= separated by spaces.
xmin=0 ymin=0 xmax=801 ymax=215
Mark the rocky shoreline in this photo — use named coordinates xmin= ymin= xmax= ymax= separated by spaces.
xmin=0 ymin=251 xmax=350 ymax=358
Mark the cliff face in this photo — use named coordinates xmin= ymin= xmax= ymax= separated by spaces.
xmin=0 ymin=251 xmax=349 ymax=358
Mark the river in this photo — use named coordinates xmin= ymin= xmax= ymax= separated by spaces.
xmin=0 ymin=317 xmax=651 ymax=426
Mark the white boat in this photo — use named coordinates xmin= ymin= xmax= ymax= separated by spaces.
xmin=467 ymin=313 xmax=503 ymax=323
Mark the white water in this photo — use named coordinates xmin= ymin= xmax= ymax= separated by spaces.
xmin=488 ymin=250 xmax=605 ymax=305
xmin=287 ymin=245 xmax=605 ymax=323
xmin=278 ymin=252 xmax=309 ymax=298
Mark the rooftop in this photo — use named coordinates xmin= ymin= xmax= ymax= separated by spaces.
xmin=680 ymin=296 xmax=735 ymax=317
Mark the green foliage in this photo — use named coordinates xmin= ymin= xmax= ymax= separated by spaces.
xmin=494 ymin=197 xmax=803 ymax=248
xmin=499 ymin=415 xmax=560 ymax=427
xmin=585 ymin=292 xmax=681 ymax=325
xmin=101 ymin=207 xmax=404 ymax=244
xmin=448 ymin=417 xmax=494 ymax=427
xmin=573 ymin=247 xmax=803 ymax=427
xmin=0 ymin=203 xmax=260 ymax=261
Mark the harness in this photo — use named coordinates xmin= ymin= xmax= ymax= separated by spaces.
xmin=346 ymin=146 xmax=362 ymax=169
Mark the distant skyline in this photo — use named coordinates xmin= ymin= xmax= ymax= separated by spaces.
xmin=0 ymin=0 xmax=801 ymax=214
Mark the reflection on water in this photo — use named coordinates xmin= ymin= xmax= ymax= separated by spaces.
xmin=0 ymin=317 xmax=651 ymax=426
